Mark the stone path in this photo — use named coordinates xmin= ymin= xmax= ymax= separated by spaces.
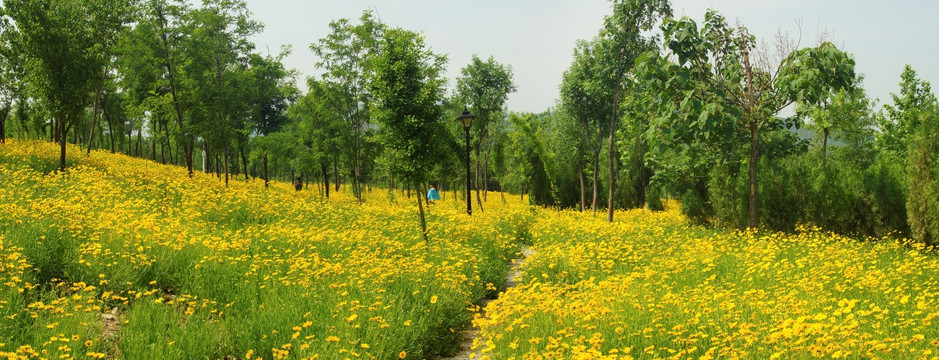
xmin=445 ymin=246 xmax=533 ymax=360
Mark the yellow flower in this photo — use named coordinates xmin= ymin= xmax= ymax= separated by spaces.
xmin=326 ymin=336 xmax=339 ymax=343
xmin=430 ymin=295 xmax=438 ymax=304
xmin=399 ymin=351 xmax=407 ymax=359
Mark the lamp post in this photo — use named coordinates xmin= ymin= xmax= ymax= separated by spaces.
xmin=456 ymin=107 xmax=476 ymax=215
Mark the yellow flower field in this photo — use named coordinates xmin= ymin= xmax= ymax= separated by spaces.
xmin=3 ymin=139 xmax=939 ymax=360
xmin=474 ymin=207 xmax=939 ymax=359
xmin=0 ymin=140 xmax=533 ymax=360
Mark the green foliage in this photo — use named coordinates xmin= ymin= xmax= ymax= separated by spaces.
xmin=907 ymin=108 xmax=939 ymax=246
xmin=371 ymin=27 xmax=446 ymax=185
xmin=880 ymin=65 xmax=938 ymax=159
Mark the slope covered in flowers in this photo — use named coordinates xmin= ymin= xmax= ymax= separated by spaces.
xmin=473 ymin=207 xmax=939 ymax=359
xmin=0 ymin=140 xmax=533 ymax=360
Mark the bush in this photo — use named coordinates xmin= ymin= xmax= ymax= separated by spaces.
xmin=645 ymin=186 xmax=664 ymax=211
xmin=680 ymin=186 xmax=709 ymax=226
xmin=707 ymin=162 xmax=747 ymax=229
xmin=863 ymin=157 xmax=909 ymax=237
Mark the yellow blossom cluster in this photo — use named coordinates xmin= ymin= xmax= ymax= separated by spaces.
xmin=475 ymin=206 xmax=939 ymax=360
xmin=0 ymin=140 xmax=533 ymax=359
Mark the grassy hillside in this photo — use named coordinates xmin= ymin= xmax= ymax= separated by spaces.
xmin=0 ymin=140 xmax=533 ymax=359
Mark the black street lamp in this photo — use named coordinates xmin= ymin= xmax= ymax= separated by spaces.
xmin=456 ymin=107 xmax=476 ymax=215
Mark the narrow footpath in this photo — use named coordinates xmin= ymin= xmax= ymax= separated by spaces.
xmin=445 ymin=246 xmax=533 ymax=360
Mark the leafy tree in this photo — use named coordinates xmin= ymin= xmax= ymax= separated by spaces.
xmin=245 ymin=49 xmax=297 ymax=182
xmin=292 ymin=79 xmax=344 ymax=198
xmin=455 ymin=55 xmax=516 ymax=206
xmin=311 ymin=11 xmax=383 ymax=203
xmin=641 ymin=10 xmax=854 ymax=228
xmin=880 ymin=65 xmax=938 ymax=160
xmin=596 ymin=0 xmax=671 ymax=222
xmin=0 ymin=7 xmax=25 ymax=144
xmin=5 ymin=0 xmax=129 ymax=171
xmin=560 ymin=39 xmax=608 ymax=213
xmin=371 ymin=27 xmax=447 ymax=243
xmin=902 ymin=71 xmax=939 ymax=246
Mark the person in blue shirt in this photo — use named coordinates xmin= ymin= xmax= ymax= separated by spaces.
xmin=427 ymin=182 xmax=441 ymax=202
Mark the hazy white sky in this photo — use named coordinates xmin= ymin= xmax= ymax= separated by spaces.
xmin=245 ymin=1 xmax=939 ymax=114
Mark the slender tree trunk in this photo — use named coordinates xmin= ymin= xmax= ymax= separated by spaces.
xmin=579 ymin=162 xmax=586 ymax=212
xmin=58 ymin=117 xmax=67 ymax=171
xmin=224 ymin=152 xmax=230 ymax=186
xmin=822 ymin=127 xmax=829 ymax=157
xmin=0 ymin=100 xmax=12 ymax=144
xmin=104 ymin=99 xmax=116 ymax=153
xmin=321 ymin=161 xmax=330 ymax=198
xmin=263 ymin=152 xmax=269 ymax=188
xmin=592 ymin=150 xmax=600 ymax=212
xmin=85 ymin=85 xmax=103 ymax=154
xmin=483 ymin=152 xmax=490 ymax=202
xmin=748 ymin=121 xmax=760 ymax=229
xmin=333 ymin=156 xmax=340 ymax=192
xmin=240 ymin=145 xmax=249 ymax=181
xmin=136 ymin=124 xmax=142 ymax=157
xmin=608 ymin=98 xmax=620 ymax=223
xmin=475 ymin=149 xmax=484 ymax=213
xmin=416 ymin=182 xmax=428 ymax=244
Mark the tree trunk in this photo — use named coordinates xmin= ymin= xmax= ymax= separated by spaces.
xmin=416 ymin=183 xmax=428 ymax=244
xmin=592 ymin=150 xmax=600 ymax=212
xmin=104 ymin=98 xmax=116 ymax=153
xmin=475 ymin=151 xmax=484 ymax=213
xmin=579 ymin=162 xmax=586 ymax=212
xmin=483 ymin=152 xmax=489 ymax=202
xmin=85 ymin=85 xmax=103 ymax=155
xmin=263 ymin=152 xmax=269 ymax=188
xmin=58 ymin=117 xmax=67 ymax=171
xmin=224 ymin=152 xmax=230 ymax=186
xmin=608 ymin=106 xmax=618 ymax=223
xmin=240 ymin=145 xmax=249 ymax=181
xmin=321 ymin=161 xmax=330 ymax=199
xmin=0 ymin=100 xmax=11 ymax=144
xmin=748 ymin=121 xmax=760 ymax=229
xmin=822 ymin=127 xmax=829 ymax=157
xmin=333 ymin=156 xmax=340 ymax=192
xmin=136 ymin=124 xmax=142 ymax=157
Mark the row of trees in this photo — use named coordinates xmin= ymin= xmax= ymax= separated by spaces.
xmin=2 ymin=0 xmax=936 ymax=244
xmin=0 ymin=0 xmax=521 ymax=240
xmin=514 ymin=4 xmax=938 ymax=245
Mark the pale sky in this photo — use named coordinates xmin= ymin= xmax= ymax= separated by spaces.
xmin=245 ymin=1 xmax=939 ymax=114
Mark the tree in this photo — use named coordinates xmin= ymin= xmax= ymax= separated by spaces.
xmin=246 ymin=50 xmax=297 ymax=184
xmin=455 ymin=55 xmax=516 ymax=206
xmin=796 ymin=79 xmax=876 ymax=163
xmin=641 ymin=10 xmax=854 ymax=228
xmin=596 ymin=0 xmax=671 ymax=222
xmin=292 ymin=79 xmax=343 ymax=198
xmin=898 ymin=69 xmax=939 ymax=246
xmin=880 ymin=65 xmax=938 ymax=160
xmin=371 ymin=27 xmax=447 ymax=243
xmin=5 ymin=0 xmax=129 ymax=171
xmin=311 ymin=11 xmax=383 ymax=203
xmin=789 ymin=43 xmax=858 ymax=157
xmin=560 ymin=39 xmax=608 ymax=213
xmin=0 ymin=7 xmax=25 ymax=144
xmin=118 ymin=0 xmax=195 ymax=174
